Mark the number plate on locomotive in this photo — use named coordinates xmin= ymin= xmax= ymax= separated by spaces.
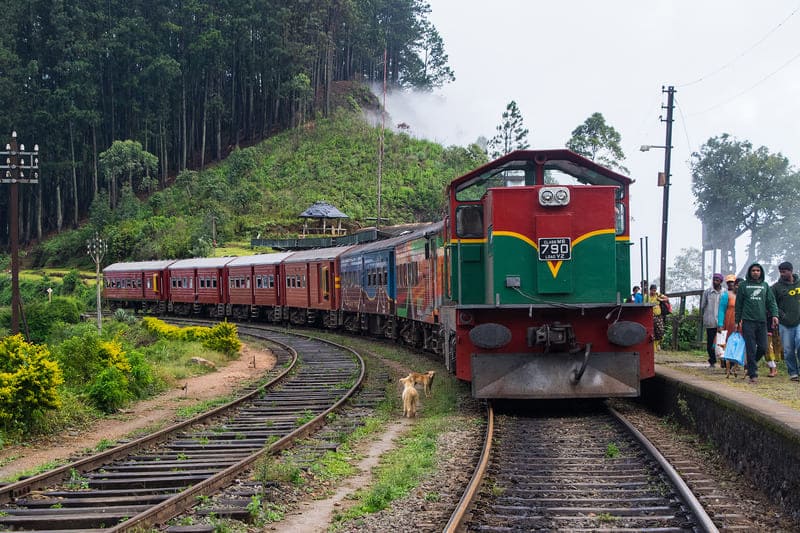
xmin=538 ymin=238 xmax=571 ymax=260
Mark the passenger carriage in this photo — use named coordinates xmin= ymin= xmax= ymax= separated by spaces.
xmin=226 ymin=252 xmax=293 ymax=321
xmin=167 ymin=257 xmax=235 ymax=316
xmin=103 ymin=260 xmax=176 ymax=314
xmin=279 ymin=246 xmax=352 ymax=327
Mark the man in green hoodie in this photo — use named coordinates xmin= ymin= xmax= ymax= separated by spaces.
xmin=735 ymin=262 xmax=779 ymax=383
xmin=772 ymin=261 xmax=800 ymax=381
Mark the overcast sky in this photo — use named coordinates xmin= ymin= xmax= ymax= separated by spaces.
xmin=383 ymin=0 xmax=800 ymax=282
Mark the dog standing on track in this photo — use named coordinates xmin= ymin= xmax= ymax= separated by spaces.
xmin=399 ymin=375 xmax=419 ymax=418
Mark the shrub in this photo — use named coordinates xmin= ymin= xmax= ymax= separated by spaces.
xmin=0 ymin=334 xmax=63 ymax=433
xmin=87 ymin=366 xmax=131 ymax=413
xmin=24 ymin=297 xmax=83 ymax=343
xmin=202 ymin=321 xmax=241 ymax=357
xmin=60 ymin=269 xmax=83 ymax=295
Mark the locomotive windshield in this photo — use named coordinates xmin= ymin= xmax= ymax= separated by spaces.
xmin=454 ymin=157 xmax=625 ymax=201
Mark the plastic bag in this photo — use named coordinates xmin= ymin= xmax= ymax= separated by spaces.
xmin=723 ymin=331 xmax=746 ymax=366
xmin=715 ymin=329 xmax=727 ymax=346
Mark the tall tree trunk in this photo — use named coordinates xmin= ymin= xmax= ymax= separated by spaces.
xmin=36 ymin=177 xmax=42 ymax=242
xmin=201 ymin=74 xmax=208 ymax=170
xmin=56 ymin=180 xmax=63 ymax=232
xmin=216 ymin=74 xmax=222 ymax=161
xmin=70 ymin=121 xmax=79 ymax=228
xmin=181 ymin=76 xmax=187 ymax=170
xmin=231 ymin=54 xmax=238 ymax=149
xmin=92 ymin=125 xmax=98 ymax=199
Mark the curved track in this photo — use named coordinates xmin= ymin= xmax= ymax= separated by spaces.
xmin=0 ymin=326 xmax=364 ymax=532
xmin=449 ymin=402 xmax=718 ymax=532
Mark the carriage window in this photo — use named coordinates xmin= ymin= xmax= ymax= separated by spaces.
xmin=246 ymin=276 xmax=251 ymax=288
xmin=456 ymin=205 xmax=484 ymax=238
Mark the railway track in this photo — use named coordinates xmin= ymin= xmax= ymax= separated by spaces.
xmin=448 ymin=402 xmax=719 ymax=532
xmin=0 ymin=325 xmax=364 ymax=532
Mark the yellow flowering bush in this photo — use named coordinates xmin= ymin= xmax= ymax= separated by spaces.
xmin=0 ymin=334 xmax=64 ymax=432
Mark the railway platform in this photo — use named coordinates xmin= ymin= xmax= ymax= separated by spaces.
xmin=642 ymin=357 xmax=800 ymax=523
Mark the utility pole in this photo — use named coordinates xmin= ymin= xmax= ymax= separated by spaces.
xmin=86 ymin=232 xmax=107 ymax=334
xmin=1 ymin=132 xmax=40 ymax=334
xmin=659 ymin=86 xmax=675 ymax=295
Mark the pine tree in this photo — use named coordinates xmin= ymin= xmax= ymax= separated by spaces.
xmin=487 ymin=101 xmax=530 ymax=159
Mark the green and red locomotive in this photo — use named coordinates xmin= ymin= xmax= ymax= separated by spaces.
xmin=438 ymin=149 xmax=654 ymax=398
xmin=104 ymin=149 xmax=654 ymax=400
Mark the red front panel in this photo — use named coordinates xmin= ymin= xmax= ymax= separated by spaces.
xmin=454 ymin=306 xmax=656 ymax=382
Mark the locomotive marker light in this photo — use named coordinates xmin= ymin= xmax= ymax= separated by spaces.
xmin=1 ymin=131 xmax=40 ymax=335
xmin=538 ymin=186 xmax=570 ymax=206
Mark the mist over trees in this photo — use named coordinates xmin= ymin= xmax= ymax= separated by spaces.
xmin=691 ymin=134 xmax=800 ymax=278
xmin=0 ymin=0 xmax=454 ymax=249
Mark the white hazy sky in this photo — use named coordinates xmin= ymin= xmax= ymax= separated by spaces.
xmin=383 ymin=0 xmax=800 ymax=281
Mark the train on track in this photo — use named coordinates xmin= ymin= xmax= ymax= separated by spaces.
xmin=104 ymin=149 xmax=655 ymax=399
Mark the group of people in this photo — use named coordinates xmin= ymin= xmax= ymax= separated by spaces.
xmin=700 ymin=261 xmax=800 ymax=384
xmin=630 ymin=284 xmax=670 ymax=350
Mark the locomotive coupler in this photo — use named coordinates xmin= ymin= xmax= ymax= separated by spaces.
xmin=571 ymin=342 xmax=593 ymax=383
xmin=526 ymin=322 xmax=577 ymax=353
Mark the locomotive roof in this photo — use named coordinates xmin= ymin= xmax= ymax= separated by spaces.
xmin=447 ymin=149 xmax=632 ymax=198
xmin=341 ymin=221 xmax=443 ymax=256
xmin=104 ymin=260 xmax=177 ymax=273
xmin=168 ymin=257 xmax=237 ymax=270
xmin=226 ymin=252 xmax=294 ymax=267
xmin=282 ymin=245 xmax=355 ymax=263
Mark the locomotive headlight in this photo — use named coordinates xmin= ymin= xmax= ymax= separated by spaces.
xmin=538 ymin=186 xmax=570 ymax=206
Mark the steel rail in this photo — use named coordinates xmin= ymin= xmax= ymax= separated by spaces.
xmin=443 ymin=401 xmax=493 ymax=533
xmin=0 ymin=329 xmax=297 ymax=505
xmin=112 ymin=327 xmax=366 ymax=531
xmin=608 ymin=405 xmax=719 ymax=533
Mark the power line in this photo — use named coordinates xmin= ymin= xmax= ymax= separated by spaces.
xmin=674 ymin=98 xmax=694 ymax=156
xmin=678 ymin=3 xmax=800 ymax=88
xmin=689 ymin=48 xmax=800 ymax=116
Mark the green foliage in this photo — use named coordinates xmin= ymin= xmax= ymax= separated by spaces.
xmin=691 ymin=134 xmax=800 ymax=274
xmin=31 ymin=109 xmax=485 ymax=266
xmin=0 ymin=335 xmax=63 ymax=433
xmin=201 ymin=321 xmax=241 ymax=357
xmin=23 ymin=297 xmax=83 ymax=343
xmin=60 ymin=269 xmax=83 ymax=295
xmin=87 ymin=366 xmax=131 ymax=413
xmin=663 ymin=311 xmax=702 ymax=351
xmin=566 ymin=112 xmax=628 ymax=174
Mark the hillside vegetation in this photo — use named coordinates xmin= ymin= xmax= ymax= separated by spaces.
xmin=30 ymin=106 xmax=486 ymax=268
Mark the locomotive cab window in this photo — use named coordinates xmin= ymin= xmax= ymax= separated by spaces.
xmin=456 ymin=205 xmax=484 ymax=238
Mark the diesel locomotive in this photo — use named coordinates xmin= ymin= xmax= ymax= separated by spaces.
xmin=104 ymin=149 xmax=654 ymax=399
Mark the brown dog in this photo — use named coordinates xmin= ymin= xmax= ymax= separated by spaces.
xmin=399 ymin=375 xmax=419 ymax=418
xmin=408 ymin=370 xmax=436 ymax=397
